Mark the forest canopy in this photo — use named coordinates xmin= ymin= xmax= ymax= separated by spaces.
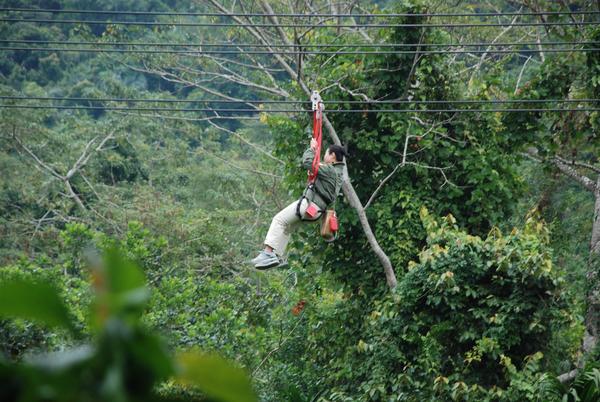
xmin=0 ymin=0 xmax=599 ymax=401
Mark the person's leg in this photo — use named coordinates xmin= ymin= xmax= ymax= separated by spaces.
xmin=265 ymin=199 xmax=306 ymax=255
xmin=253 ymin=199 xmax=308 ymax=268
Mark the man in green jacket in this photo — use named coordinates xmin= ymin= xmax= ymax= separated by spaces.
xmin=252 ymin=138 xmax=347 ymax=269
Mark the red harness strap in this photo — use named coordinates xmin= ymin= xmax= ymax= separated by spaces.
xmin=308 ymin=93 xmax=324 ymax=183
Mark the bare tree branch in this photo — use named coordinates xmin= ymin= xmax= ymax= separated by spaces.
xmin=522 ymin=150 xmax=597 ymax=193
xmin=206 ymin=119 xmax=285 ymax=164
xmin=12 ymin=127 xmax=63 ymax=181
xmin=252 ymin=310 xmax=306 ymax=377
xmin=194 ymin=147 xmax=283 ymax=179
xmin=30 ymin=209 xmax=52 ymax=241
xmin=12 ymin=125 xmax=118 ymax=212
xmin=127 ymin=62 xmax=263 ymax=108
xmin=514 ymin=55 xmax=532 ymax=95
xmin=334 ymin=82 xmax=374 ymax=102
xmin=468 ymin=9 xmax=522 ymax=86
xmin=555 ymin=155 xmax=600 ymax=175
xmin=365 ymin=122 xmax=456 ymax=210
xmin=64 ymin=179 xmax=86 ymax=211
xmin=553 ymin=158 xmax=597 ymax=193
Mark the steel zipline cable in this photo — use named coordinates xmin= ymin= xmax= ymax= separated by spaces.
xmin=2 ymin=7 xmax=600 ymax=18
xmin=1 ymin=10 xmax=597 ymax=114
xmin=1 ymin=39 xmax=597 ymax=48
xmin=1 ymin=105 xmax=598 ymax=113
xmin=1 ymin=17 xmax=599 ymax=28
xmin=1 ymin=46 xmax=597 ymax=55
xmin=1 ymin=96 xmax=598 ymax=105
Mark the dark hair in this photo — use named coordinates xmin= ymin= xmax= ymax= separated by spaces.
xmin=327 ymin=144 xmax=348 ymax=162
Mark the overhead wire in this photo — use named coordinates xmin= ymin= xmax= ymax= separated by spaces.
xmin=1 ymin=7 xmax=600 ymax=18
xmin=0 ymin=39 xmax=596 ymax=48
xmin=1 ymin=96 xmax=597 ymax=105
xmin=0 ymin=105 xmax=598 ymax=113
xmin=2 ymin=10 xmax=596 ymax=55
xmin=1 ymin=47 xmax=597 ymax=55
xmin=1 ymin=8 xmax=598 ymax=115
xmin=1 ymin=17 xmax=598 ymax=28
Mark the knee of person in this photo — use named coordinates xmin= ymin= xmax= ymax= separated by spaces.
xmin=273 ymin=211 xmax=289 ymax=226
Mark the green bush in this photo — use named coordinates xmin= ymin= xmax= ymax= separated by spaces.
xmin=315 ymin=208 xmax=572 ymax=401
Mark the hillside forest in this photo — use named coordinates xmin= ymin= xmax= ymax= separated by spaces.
xmin=0 ymin=0 xmax=600 ymax=401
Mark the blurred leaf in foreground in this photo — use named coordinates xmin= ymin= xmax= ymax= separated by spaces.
xmin=0 ymin=278 xmax=75 ymax=334
xmin=91 ymin=247 xmax=150 ymax=326
xmin=176 ymin=352 xmax=257 ymax=402
xmin=0 ymin=247 xmax=257 ymax=402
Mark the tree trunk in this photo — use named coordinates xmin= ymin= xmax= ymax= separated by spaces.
xmin=590 ymin=176 xmax=600 ymax=256
xmin=342 ymin=177 xmax=398 ymax=289
xmin=322 ymin=118 xmax=398 ymax=289
xmin=584 ymin=175 xmax=600 ymax=353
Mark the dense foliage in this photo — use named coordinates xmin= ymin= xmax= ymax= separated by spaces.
xmin=0 ymin=0 xmax=599 ymax=401
xmin=0 ymin=249 xmax=257 ymax=402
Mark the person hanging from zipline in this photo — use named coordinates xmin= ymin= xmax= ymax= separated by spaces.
xmin=252 ymin=92 xmax=347 ymax=269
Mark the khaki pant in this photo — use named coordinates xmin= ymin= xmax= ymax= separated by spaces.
xmin=264 ymin=199 xmax=320 ymax=255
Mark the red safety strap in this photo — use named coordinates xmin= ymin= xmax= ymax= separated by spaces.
xmin=308 ymin=99 xmax=324 ymax=184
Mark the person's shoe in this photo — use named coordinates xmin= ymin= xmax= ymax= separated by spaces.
xmin=253 ymin=250 xmax=280 ymax=270
xmin=250 ymin=252 xmax=266 ymax=265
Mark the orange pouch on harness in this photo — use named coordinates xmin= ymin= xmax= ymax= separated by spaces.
xmin=329 ymin=212 xmax=339 ymax=232
xmin=305 ymin=202 xmax=319 ymax=218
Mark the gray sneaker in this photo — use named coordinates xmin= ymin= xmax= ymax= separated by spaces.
xmin=250 ymin=252 xmax=265 ymax=265
xmin=254 ymin=250 xmax=280 ymax=270
xmin=251 ymin=250 xmax=273 ymax=264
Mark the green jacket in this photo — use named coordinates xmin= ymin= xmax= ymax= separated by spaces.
xmin=301 ymin=147 xmax=345 ymax=210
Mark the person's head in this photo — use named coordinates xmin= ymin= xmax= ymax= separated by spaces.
xmin=324 ymin=144 xmax=347 ymax=164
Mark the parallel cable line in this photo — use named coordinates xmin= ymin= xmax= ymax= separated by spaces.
xmin=1 ymin=46 xmax=597 ymax=55
xmin=1 ymin=105 xmax=598 ymax=113
xmin=1 ymin=96 xmax=597 ymax=104
xmin=1 ymin=18 xmax=599 ymax=28
xmin=1 ymin=39 xmax=596 ymax=48
xmin=2 ymin=7 xmax=600 ymax=18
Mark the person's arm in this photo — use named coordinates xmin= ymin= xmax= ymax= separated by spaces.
xmin=301 ymin=138 xmax=319 ymax=170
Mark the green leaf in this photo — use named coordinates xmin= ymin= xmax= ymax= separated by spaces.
xmin=104 ymin=248 xmax=146 ymax=294
xmin=129 ymin=332 xmax=174 ymax=381
xmin=0 ymin=278 xmax=75 ymax=333
xmin=95 ymin=248 xmax=150 ymax=317
xmin=176 ymin=352 xmax=257 ymax=402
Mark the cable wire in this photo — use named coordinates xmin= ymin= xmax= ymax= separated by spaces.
xmin=1 ymin=96 xmax=597 ymax=104
xmin=1 ymin=39 xmax=596 ymax=48
xmin=1 ymin=105 xmax=598 ymax=113
xmin=1 ymin=17 xmax=599 ymax=28
xmin=2 ymin=7 xmax=600 ymax=18
xmin=1 ymin=46 xmax=596 ymax=55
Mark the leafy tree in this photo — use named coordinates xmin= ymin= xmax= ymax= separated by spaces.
xmin=0 ymin=248 xmax=257 ymax=402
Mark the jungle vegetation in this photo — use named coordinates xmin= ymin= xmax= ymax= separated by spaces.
xmin=0 ymin=0 xmax=599 ymax=401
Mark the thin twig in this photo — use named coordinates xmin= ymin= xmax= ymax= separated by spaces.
xmin=252 ymin=310 xmax=305 ymax=376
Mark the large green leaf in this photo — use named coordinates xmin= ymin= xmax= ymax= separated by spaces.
xmin=95 ymin=248 xmax=150 ymax=318
xmin=176 ymin=352 xmax=257 ymax=402
xmin=0 ymin=278 xmax=74 ymax=333
xmin=104 ymin=248 xmax=146 ymax=294
xmin=129 ymin=331 xmax=175 ymax=381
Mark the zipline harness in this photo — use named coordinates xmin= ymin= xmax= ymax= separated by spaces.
xmin=296 ymin=91 xmax=339 ymax=241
